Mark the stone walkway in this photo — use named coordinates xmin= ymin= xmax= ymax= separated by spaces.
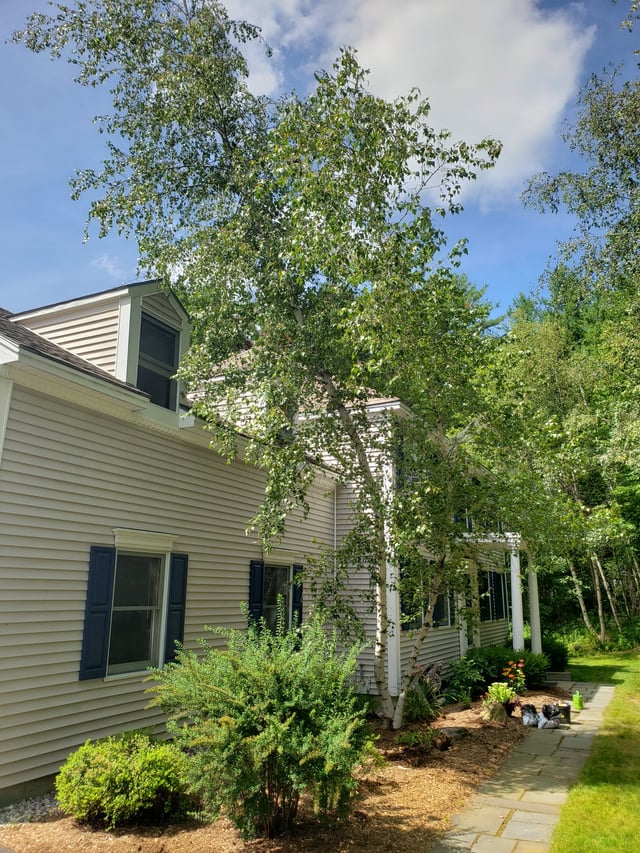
xmin=431 ymin=682 xmax=615 ymax=852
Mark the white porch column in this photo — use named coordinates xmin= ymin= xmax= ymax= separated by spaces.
xmin=528 ymin=566 xmax=542 ymax=654
xmin=509 ymin=537 xmax=525 ymax=650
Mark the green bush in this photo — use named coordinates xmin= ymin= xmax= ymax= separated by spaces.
xmin=403 ymin=678 xmax=443 ymax=723
xmin=55 ymin=731 xmax=195 ymax=828
xmin=147 ymin=612 xmax=377 ymax=839
xmin=465 ymin=645 xmax=549 ymax=690
xmin=534 ymin=636 xmax=569 ymax=670
xmin=552 ymin=619 xmax=640 ymax=656
xmin=395 ymin=728 xmax=436 ymax=750
xmin=442 ymin=656 xmax=485 ymax=702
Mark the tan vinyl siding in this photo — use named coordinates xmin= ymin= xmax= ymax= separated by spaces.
xmin=476 ymin=547 xmax=510 ymax=571
xmin=13 ymin=299 xmax=121 ymax=376
xmin=333 ymin=482 xmax=383 ymax=692
xmin=141 ymin=293 xmax=183 ymax=328
xmin=400 ymin=626 xmax=462 ymax=675
xmin=0 ymin=386 xmax=334 ymax=792
xmin=479 ymin=621 xmax=510 ymax=647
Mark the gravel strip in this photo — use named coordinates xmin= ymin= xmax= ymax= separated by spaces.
xmin=0 ymin=794 xmax=61 ymax=825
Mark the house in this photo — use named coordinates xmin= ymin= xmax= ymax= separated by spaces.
xmin=0 ymin=280 xmax=540 ymax=803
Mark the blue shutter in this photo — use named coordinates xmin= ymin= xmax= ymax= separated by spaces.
xmin=164 ymin=553 xmax=188 ymax=663
xmin=248 ymin=560 xmax=264 ymax=623
xmin=292 ymin=564 xmax=303 ymax=627
xmin=79 ymin=546 xmax=116 ymax=681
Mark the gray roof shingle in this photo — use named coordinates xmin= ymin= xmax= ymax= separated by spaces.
xmin=0 ymin=309 xmax=147 ymax=398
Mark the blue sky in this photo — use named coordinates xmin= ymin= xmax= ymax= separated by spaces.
xmin=0 ymin=0 xmax=637 ymax=314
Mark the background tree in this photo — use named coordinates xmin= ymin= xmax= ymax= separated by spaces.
xmin=16 ymin=0 xmax=500 ymax=727
xmin=513 ymin=26 xmax=640 ymax=636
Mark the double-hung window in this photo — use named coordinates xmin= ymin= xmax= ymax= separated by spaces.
xmin=108 ymin=553 xmax=164 ymax=675
xmin=401 ymin=587 xmax=453 ymax=631
xmin=478 ymin=570 xmax=509 ymax=622
xmin=137 ymin=312 xmax=179 ymax=410
xmin=79 ymin=531 xmax=188 ymax=680
xmin=248 ymin=560 xmax=303 ymax=631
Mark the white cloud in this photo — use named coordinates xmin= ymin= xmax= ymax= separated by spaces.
xmin=90 ymin=253 xmax=126 ymax=280
xmin=334 ymin=0 xmax=596 ymax=202
xmin=225 ymin=0 xmax=596 ymax=203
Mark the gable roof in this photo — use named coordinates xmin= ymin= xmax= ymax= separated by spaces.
xmin=0 ymin=308 xmax=147 ymax=398
xmin=13 ymin=279 xmax=189 ymax=325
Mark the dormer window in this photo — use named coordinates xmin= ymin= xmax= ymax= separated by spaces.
xmin=137 ymin=312 xmax=179 ymax=409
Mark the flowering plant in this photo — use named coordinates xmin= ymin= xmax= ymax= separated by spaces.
xmin=502 ymin=659 xmax=526 ymax=695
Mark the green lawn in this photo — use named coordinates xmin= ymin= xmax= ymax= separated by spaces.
xmin=550 ymin=650 xmax=640 ymax=853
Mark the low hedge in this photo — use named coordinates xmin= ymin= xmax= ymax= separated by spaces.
xmin=55 ymin=731 xmax=196 ymax=828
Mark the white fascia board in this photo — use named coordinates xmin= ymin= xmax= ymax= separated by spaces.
xmin=365 ymin=398 xmax=410 ymax=417
xmin=115 ymin=293 xmax=134 ymax=382
xmin=7 ymin=350 xmax=144 ymax=424
xmin=13 ymin=281 xmax=160 ymax=322
xmin=0 ymin=337 xmax=20 ymax=364
xmin=10 ymin=349 xmax=216 ymax=448
xmin=460 ymin=531 xmax=526 ymax=554
xmin=0 ymin=376 xmax=14 ymax=466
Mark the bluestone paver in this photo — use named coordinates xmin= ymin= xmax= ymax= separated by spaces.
xmin=434 ymin=682 xmax=614 ymax=851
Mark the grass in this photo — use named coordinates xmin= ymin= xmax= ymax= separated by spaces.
xmin=550 ymin=649 xmax=640 ymax=853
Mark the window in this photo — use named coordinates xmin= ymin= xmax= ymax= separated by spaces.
xmin=79 ymin=544 xmax=188 ymax=680
xmin=453 ymin=511 xmax=473 ymax=532
xmin=137 ymin=313 xmax=179 ymax=410
xmin=432 ymin=591 xmax=453 ymax=627
xmin=108 ymin=553 xmax=163 ymax=675
xmin=478 ymin=570 xmax=509 ymax=622
xmin=248 ymin=560 xmax=303 ymax=631
xmin=400 ymin=563 xmax=453 ymax=631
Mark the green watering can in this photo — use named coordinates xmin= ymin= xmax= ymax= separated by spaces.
xmin=573 ymin=690 xmax=584 ymax=710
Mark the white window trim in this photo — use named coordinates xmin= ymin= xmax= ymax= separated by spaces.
xmin=113 ymin=528 xmax=177 ymax=553
xmin=105 ymin=529 xmax=177 ymax=679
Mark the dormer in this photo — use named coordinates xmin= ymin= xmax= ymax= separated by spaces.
xmin=12 ymin=280 xmax=191 ymax=412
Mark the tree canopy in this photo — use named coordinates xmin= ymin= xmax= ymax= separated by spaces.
xmin=15 ymin=0 xmax=502 ymax=726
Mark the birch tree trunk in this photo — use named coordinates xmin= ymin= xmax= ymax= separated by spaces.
xmin=373 ymin=541 xmax=396 ymax=724
xmin=590 ymin=558 xmax=607 ymax=644
xmin=391 ymin=583 xmax=440 ymax=730
xmin=568 ymin=560 xmax=596 ymax=634
xmin=591 ymin=553 xmax=622 ymax=633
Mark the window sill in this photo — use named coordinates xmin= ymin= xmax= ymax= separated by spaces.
xmin=104 ymin=669 xmax=155 ymax=683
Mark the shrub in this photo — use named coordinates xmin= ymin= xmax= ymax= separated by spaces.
xmin=403 ymin=678 xmax=442 ymax=723
xmin=442 ymin=656 xmax=485 ymax=703
xmin=55 ymin=731 xmax=194 ymax=828
xmin=519 ymin=650 xmax=549 ymax=688
xmin=395 ymin=728 xmax=436 ymax=750
xmin=147 ymin=612 xmax=377 ymax=839
xmin=466 ymin=645 xmax=549 ymax=690
xmin=403 ymin=674 xmax=444 ymax=723
xmin=541 ymin=636 xmax=570 ymax=670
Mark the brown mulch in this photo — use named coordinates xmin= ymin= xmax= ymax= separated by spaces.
xmin=0 ymin=687 xmax=569 ymax=853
